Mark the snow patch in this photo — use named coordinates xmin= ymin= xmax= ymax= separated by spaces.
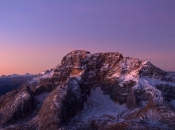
xmin=171 ymin=100 xmax=175 ymax=108
xmin=29 ymin=69 xmax=54 ymax=84
xmin=36 ymin=93 xmax=49 ymax=104
xmin=132 ymin=77 xmax=175 ymax=104
xmin=133 ymin=78 xmax=162 ymax=97
xmin=111 ymin=69 xmax=138 ymax=83
xmin=76 ymin=87 xmax=127 ymax=121
xmin=21 ymin=92 xmax=27 ymax=98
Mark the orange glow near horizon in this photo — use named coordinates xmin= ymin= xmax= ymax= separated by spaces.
xmin=1 ymin=45 xmax=175 ymax=76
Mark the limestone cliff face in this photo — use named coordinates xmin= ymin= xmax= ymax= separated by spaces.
xmin=0 ymin=50 xmax=175 ymax=130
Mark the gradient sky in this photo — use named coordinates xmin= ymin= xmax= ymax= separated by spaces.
xmin=0 ymin=0 xmax=175 ymax=75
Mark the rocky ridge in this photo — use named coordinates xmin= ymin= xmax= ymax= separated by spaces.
xmin=0 ymin=50 xmax=175 ymax=130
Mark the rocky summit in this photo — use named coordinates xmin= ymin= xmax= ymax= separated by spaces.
xmin=0 ymin=50 xmax=175 ymax=130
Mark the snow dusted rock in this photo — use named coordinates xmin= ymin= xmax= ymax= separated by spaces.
xmin=0 ymin=86 xmax=36 ymax=127
xmin=0 ymin=50 xmax=175 ymax=130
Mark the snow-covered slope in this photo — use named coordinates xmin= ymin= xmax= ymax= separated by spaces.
xmin=72 ymin=87 xmax=127 ymax=121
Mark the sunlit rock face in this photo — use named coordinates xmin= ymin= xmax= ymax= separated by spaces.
xmin=0 ymin=50 xmax=175 ymax=130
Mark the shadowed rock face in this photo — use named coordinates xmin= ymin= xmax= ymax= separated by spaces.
xmin=0 ymin=50 xmax=175 ymax=130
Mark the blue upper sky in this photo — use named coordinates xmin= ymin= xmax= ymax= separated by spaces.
xmin=0 ymin=0 xmax=175 ymax=75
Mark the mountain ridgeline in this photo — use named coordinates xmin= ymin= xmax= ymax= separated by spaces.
xmin=0 ymin=50 xmax=175 ymax=130
xmin=0 ymin=74 xmax=34 ymax=96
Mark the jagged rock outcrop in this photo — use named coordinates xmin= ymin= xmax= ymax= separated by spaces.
xmin=0 ymin=50 xmax=175 ymax=130
xmin=0 ymin=86 xmax=36 ymax=127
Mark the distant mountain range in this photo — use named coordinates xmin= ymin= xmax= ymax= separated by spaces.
xmin=0 ymin=74 xmax=34 ymax=96
xmin=0 ymin=50 xmax=175 ymax=130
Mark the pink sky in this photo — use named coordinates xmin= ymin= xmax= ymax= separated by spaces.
xmin=0 ymin=0 xmax=175 ymax=75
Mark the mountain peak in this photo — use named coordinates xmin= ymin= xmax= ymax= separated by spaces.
xmin=0 ymin=51 xmax=175 ymax=129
